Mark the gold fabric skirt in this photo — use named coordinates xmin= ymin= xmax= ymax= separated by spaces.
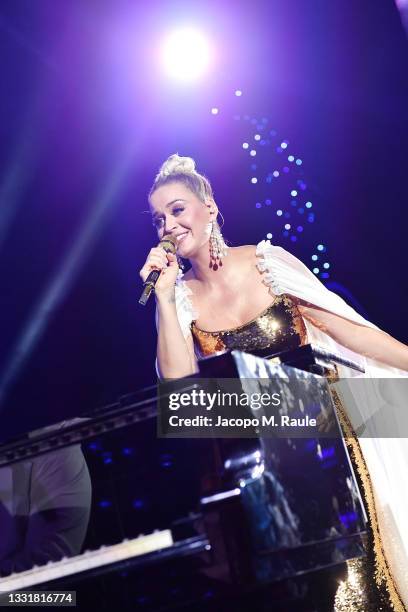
xmin=330 ymin=389 xmax=406 ymax=612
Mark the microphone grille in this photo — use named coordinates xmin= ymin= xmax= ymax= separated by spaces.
xmin=159 ymin=235 xmax=177 ymax=254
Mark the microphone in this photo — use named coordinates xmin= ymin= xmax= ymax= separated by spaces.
xmin=139 ymin=235 xmax=178 ymax=306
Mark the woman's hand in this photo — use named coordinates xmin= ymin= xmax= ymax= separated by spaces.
xmin=139 ymin=247 xmax=179 ymax=299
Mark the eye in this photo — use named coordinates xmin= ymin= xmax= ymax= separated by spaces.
xmin=172 ymin=206 xmax=185 ymax=215
xmin=152 ymin=217 xmax=164 ymax=229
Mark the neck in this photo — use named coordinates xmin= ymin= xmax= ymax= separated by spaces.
xmin=188 ymin=243 xmax=235 ymax=288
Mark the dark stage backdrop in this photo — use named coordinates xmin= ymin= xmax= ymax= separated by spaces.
xmin=0 ymin=0 xmax=407 ymax=440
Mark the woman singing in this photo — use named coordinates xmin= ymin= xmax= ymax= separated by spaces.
xmin=140 ymin=153 xmax=408 ymax=610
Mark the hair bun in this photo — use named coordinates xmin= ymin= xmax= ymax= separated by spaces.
xmin=159 ymin=153 xmax=196 ymax=178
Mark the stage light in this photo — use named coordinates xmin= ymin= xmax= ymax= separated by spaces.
xmin=133 ymin=499 xmax=145 ymax=509
xmin=277 ymin=209 xmax=283 ymax=216
xmin=99 ymin=500 xmax=112 ymax=509
xmin=161 ymin=26 xmax=211 ymax=82
xmin=242 ymin=142 xmax=249 ymax=149
xmin=323 ymin=262 xmax=330 ymax=269
xmin=284 ymin=223 xmax=291 ymax=230
xmin=288 ymin=155 xmax=295 ymax=162
xmin=305 ymin=201 xmax=313 ymax=208
xmin=313 ymin=267 xmax=320 ymax=274
xmin=160 ymin=454 xmax=173 ymax=468
xmin=273 ymin=170 xmax=279 ymax=177
xmin=250 ymin=150 xmax=256 ymax=156
xmin=312 ymin=254 xmax=318 ymax=261
xmin=235 ymin=89 xmax=242 ymax=97
xmin=254 ymin=134 xmax=261 ymax=141
xmin=291 ymin=190 xmax=298 ymax=197
xmin=280 ymin=142 xmax=288 ymax=149
xmin=317 ymin=244 xmax=324 ymax=251
xmin=211 ymin=107 xmax=219 ymax=115
xmin=266 ymin=232 xmax=273 ymax=239
xmin=296 ymin=159 xmax=303 ymax=165
xmin=251 ymin=177 xmax=258 ymax=184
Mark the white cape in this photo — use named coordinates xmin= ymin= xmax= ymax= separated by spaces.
xmin=172 ymin=239 xmax=408 ymax=608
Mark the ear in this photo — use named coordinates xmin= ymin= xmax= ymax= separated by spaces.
xmin=205 ymin=199 xmax=218 ymax=219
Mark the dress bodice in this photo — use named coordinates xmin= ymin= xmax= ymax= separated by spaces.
xmin=191 ymin=294 xmax=307 ymax=357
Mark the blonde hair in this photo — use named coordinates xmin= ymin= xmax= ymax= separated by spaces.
xmin=148 ymin=153 xmax=215 ymax=204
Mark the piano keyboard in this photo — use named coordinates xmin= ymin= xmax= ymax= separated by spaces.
xmin=0 ymin=530 xmax=173 ymax=593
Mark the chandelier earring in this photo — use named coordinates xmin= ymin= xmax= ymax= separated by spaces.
xmin=209 ymin=214 xmax=228 ymax=270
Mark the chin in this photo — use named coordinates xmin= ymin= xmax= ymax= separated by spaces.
xmin=177 ymin=238 xmax=194 ymax=259
xmin=177 ymin=246 xmax=193 ymax=259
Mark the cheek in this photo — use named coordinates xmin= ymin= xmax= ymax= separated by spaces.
xmin=192 ymin=209 xmax=210 ymax=231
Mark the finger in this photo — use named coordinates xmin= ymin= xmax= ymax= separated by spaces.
xmin=148 ymin=249 xmax=166 ymax=264
xmin=157 ymin=246 xmax=171 ymax=256
xmin=140 ymin=262 xmax=163 ymax=280
xmin=150 ymin=246 xmax=166 ymax=255
xmin=148 ymin=254 xmax=167 ymax=268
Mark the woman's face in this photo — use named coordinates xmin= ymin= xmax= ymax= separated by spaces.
xmin=149 ymin=182 xmax=216 ymax=259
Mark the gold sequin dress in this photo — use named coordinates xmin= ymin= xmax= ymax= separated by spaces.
xmin=191 ymin=294 xmax=307 ymax=358
xmin=190 ymin=293 xmax=405 ymax=612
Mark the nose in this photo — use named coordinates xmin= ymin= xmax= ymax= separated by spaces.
xmin=163 ymin=215 xmax=177 ymax=235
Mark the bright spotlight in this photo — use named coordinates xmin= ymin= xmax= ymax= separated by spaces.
xmin=161 ymin=27 xmax=211 ymax=82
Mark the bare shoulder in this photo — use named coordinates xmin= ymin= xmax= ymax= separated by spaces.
xmin=232 ymin=244 xmax=257 ymax=262
xmin=235 ymin=244 xmax=257 ymax=253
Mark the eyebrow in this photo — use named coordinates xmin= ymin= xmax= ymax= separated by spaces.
xmin=152 ymin=199 xmax=186 ymax=218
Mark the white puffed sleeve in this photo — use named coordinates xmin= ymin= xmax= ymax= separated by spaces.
xmin=173 ymin=278 xmax=197 ymax=339
xmin=154 ymin=276 xmax=197 ymax=377
xmin=256 ymin=240 xmax=378 ymax=330
xmin=256 ymin=239 xmax=385 ymax=375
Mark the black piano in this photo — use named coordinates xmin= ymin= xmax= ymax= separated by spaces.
xmin=0 ymin=346 xmax=367 ymax=611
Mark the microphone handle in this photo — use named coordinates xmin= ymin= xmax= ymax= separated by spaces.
xmin=139 ymin=236 xmax=177 ymax=306
xmin=138 ymin=269 xmax=161 ymax=306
